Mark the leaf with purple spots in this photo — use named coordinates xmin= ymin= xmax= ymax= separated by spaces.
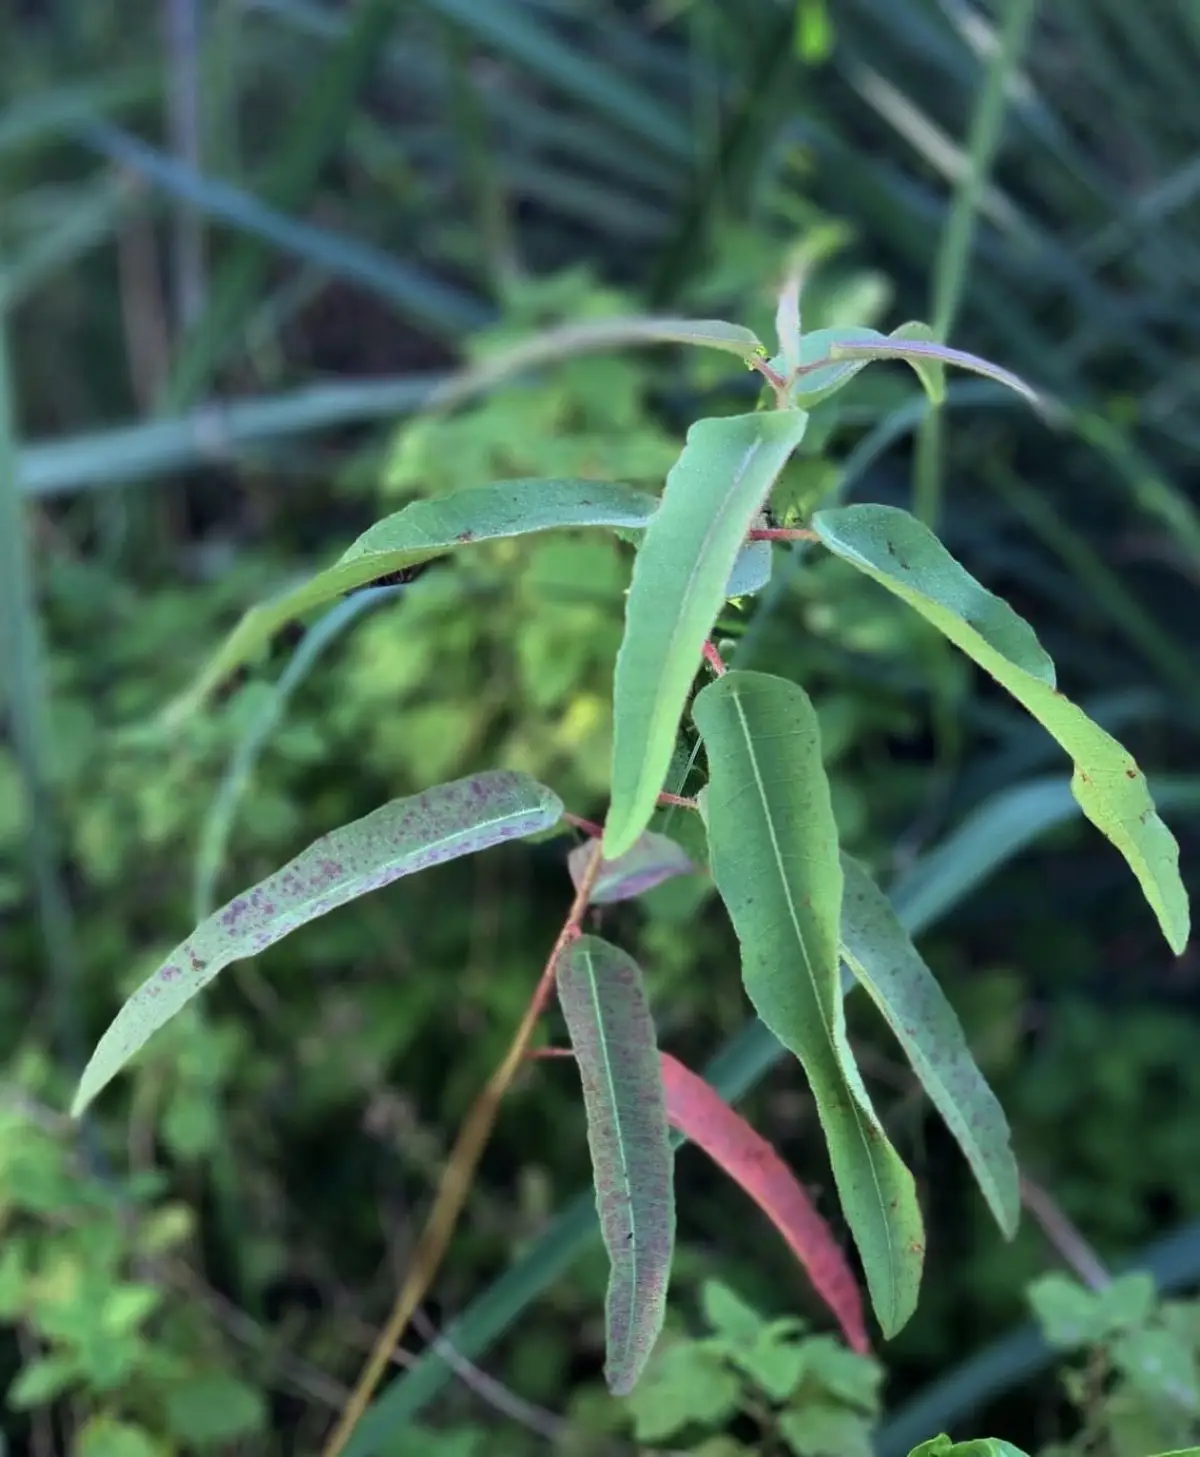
xmin=839 ymin=854 xmax=1019 ymax=1238
xmin=72 ymin=771 xmax=563 ymax=1115
xmin=566 ymin=831 xmax=695 ymax=906
xmin=557 ymin=936 xmax=674 ymax=1395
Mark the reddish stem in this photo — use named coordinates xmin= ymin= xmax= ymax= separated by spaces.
xmin=657 ymin=792 xmax=699 ymax=811
xmin=702 ymin=640 xmax=727 ymax=676
xmin=563 ymin=812 xmax=603 ymax=838
xmin=748 ymin=527 xmax=818 ymax=542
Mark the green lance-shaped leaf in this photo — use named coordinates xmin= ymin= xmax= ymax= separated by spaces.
xmin=814 ymin=503 xmax=1190 ymax=954
xmin=73 ymin=771 xmax=563 ymax=1115
xmin=166 ymin=478 xmax=660 ymax=722
xmin=605 ymin=410 xmax=808 ymax=860
xmin=840 ymin=854 xmax=1019 ymax=1237
xmin=786 ymin=324 xmax=1034 ymax=411
xmin=692 ymin=670 xmax=924 ymax=1336
xmin=557 ymin=935 xmax=675 ymax=1395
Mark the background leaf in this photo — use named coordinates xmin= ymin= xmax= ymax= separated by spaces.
xmin=692 ymin=670 xmax=924 ymax=1336
xmin=660 ymin=1050 xmax=869 ymax=1354
xmin=73 ymin=771 xmax=563 ymax=1113
xmin=605 ymin=410 xmax=807 ymax=859
xmin=839 ymin=854 xmax=1019 ymax=1237
xmin=813 ymin=504 xmax=1190 ymax=953
xmin=557 ymin=935 xmax=675 ymax=1395
xmin=169 ymin=477 xmax=660 ymax=720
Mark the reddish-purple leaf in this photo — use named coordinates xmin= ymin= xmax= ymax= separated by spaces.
xmin=567 ymin=831 xmax=695 ymax=905
xmin=660 ymin=1051 xmax=870 ymax=1354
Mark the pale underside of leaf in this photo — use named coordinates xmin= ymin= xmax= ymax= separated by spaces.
xmin=605 ymin=410 xmax=808 ymax=860
xmin=813 ymin=503 xmax=1189 ymax=954
xmin=73 ymin=771 xmax=563 ymax=1115
xmin=839 ymin=854 xmax=1020 ymax=1237
xmin=691 ymin=670 xmax=924 ymax=1336
xmin=659 ymin=1051 xmax=869 ymax=1354
xmin=566 ymin=831 xmax=694 ymax=905
xmin=167 ymin=478 xmax=661 ymax=722
xmin=557 ymin=936 xmax=675 ymax=1395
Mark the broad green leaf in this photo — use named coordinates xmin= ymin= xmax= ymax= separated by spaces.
xmin=567 ymin=831 xmax=694 ymax=905
xmin=166 ymin=478 xmax=660 ymax=722
xmin=557 ymin=936 xmax=675 ymax=1395
xmin=1029 ymin=1271 xmax=1156 ymax=1350
xmin=840 ymin=855 xmax=1019 ymax=1238
xmin=605 ymin=411 xmax=808 ymax=859
xmin=692 ymin=671 xmax=924 ymax=1336
xmin=814 ymin=505 xmax=1189 ymax=953
xmin=73 ymin=771 xmax=562 ymax=1115
xmin=779 ymin=1402 xmax=874 ymax=1457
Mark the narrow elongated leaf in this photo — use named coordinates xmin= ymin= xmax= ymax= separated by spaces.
xmin=72 ymin=771 xmax=562 ymax=1115
xmin=814 ymin=504 xmax=1190 ymax=953
xmin=839 ymin=856 xmax=1019 ymax=1237
xmin=167 ymin=478 xmax=659 ymax=722
xmin=787 ymin=325 xmax=1034 ymax=410
xmin=557 ymin=936 xmax=674 ymax=1395
xmin=605 ymin=410 xmax=808 ymax=860
xmin=660 ymin=1051 xmax=868 ymax=1354
xmin=692 ymin=671 xmax=924 ymax=1336
xmin=567 ymin=832 xmax=694 ymax=906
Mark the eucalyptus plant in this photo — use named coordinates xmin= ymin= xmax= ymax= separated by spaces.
xmin=71 ymin=290 xmax=1190 ymax=1438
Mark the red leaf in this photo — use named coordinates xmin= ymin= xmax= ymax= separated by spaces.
xmin=660 ymin=1051 xmax=870 ymax=1354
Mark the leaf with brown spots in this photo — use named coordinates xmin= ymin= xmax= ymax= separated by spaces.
xmin=557 ymin=937 xmax=674 ymax=1394
xmin=840 ymin=855 xmax=1019 ymax=1238
xmin=72 ymin=771 xmax=563 ymax=1115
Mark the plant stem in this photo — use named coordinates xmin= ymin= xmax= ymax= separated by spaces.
xmin=913 ymin=0 xmax=1038 ymax=527
xmin=321 ymin=841 xmax=604 ymax=1457
xmin=702 ymin=640 xmax=727 ymax=676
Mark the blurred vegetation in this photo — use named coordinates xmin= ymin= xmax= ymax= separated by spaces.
xmin=2 ymin=0 xmax=1200 ymax=1453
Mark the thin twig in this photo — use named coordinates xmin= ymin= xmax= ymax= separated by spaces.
xmin=1021 ymin=1173 xmax=1110 ymax=1291
xmin=702 ymin=640 xmax=728 ymax=676
xmin=321 ymin=842 xmax=605 ymax=1457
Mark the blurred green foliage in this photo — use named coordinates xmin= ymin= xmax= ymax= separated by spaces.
xmin=3 ymin=0 xmax=1200 ymax=1452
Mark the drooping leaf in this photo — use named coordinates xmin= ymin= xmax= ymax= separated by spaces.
xmin=786 ymin=325 xmax=1034 ymax=411
xmin=692 ymin=670 xmax=924 ymax=1336
xmin=829 ymin=336 xmax=1036 ymax=406
xmin=567 ymin=831 xmax=694 ymax=905
xmin=605 ymin=411 xmax=808 ymax=859
xmin=839 ymin=855 xmax=1019 ymax=1238
xmin=660 ymin=1051 xmax=869 ymax=1353
xmin=557 ymin=936 xmax=675 ymax=1395
xmin=72 ymin=771 xmax=563 ymax=1114
xmin=814 ymin=504 xmax=1190 ymax=954
xmin=166 ymin=478 xmax=660 ymax=721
